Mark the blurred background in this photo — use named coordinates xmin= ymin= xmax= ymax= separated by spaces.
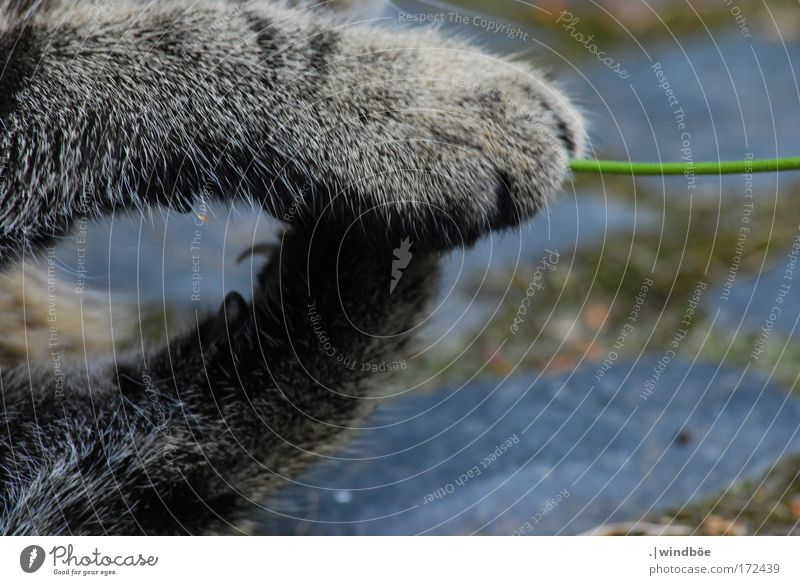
xmin=47 ymin=0 xmax=800 ymax=534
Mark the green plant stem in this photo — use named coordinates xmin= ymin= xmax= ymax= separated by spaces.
xmin=569 ymin=157 xmax=800 ymax=175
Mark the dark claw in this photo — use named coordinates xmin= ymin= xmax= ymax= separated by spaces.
xmin=236 ymin=242 xmax=281 ymax=264
xmin=220 ymin=291 xmax=248 ymax=327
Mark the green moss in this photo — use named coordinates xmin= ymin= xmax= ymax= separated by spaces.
xmin=664 ymin=455 xmax=800 ymax=535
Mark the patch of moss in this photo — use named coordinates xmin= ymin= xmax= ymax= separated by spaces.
xmin=662 ymin=455 xmax=800 ymax=535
